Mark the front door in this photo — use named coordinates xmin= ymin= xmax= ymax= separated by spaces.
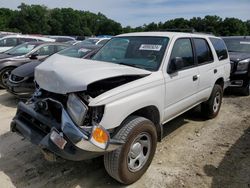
xmin=163 ymin=38 xmax=199 ymax=122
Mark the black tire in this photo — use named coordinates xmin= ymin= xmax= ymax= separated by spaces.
xmin=240 ymin=82 xmax=249 ymax=96
xmin=201 ymin=84 xmax=223 ymax=119
xmin=0 ymin=67 xmax=15 ymax=88
xmin=104 ymin=116 xmax=157 ymax=184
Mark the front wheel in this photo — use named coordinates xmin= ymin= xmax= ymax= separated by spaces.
xmin=240 ymin=81 xmax=249 ymax=96
xmin=0 ymin=67 xmax=15 ymax=88
xmin=201 ymin=84 xmax=223 ymax=119
xmin=104 ymin=116 xmax=157 ymax=184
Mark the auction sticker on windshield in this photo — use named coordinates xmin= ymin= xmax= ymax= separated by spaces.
xmin=240 ymin=41 xmax=250 ymax=45
xmin=139 ymin=44 xmax=162 ymax=51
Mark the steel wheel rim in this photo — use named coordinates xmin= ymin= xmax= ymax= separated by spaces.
xmin=127 ymin=132 xmax=151 ymax=172
xmin=213 ymin=92 xmax=221 ymax=113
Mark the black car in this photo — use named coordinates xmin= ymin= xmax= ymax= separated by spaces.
xmin=223 ymin=36 xmax=250 ymax=95
xmin=7 ymin=44 xmax=101 ymax=97
xmin=0 ymin=42 xmax=69 ymax=88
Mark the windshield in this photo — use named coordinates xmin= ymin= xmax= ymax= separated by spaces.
xmin=5 ymin=43 xmax=37 ymax=55
xmin=92 ymin=36 xmax=169 ymax=71
xmin=58 ymin=43 xmax=93 ymax=58
xmin=223 ymin=38 xmax=250 ymax=53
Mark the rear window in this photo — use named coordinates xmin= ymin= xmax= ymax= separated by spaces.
xmin=209 ymin=38 xmax=228 ymax=61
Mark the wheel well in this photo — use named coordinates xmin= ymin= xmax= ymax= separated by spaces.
xmin=130 ymin=106 xmax=162 ymax=141
xmin=215 ymin=77 xmax=224 ymax=89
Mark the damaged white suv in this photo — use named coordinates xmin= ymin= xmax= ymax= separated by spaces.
xmin=11 ymin=32 xmax=230 ymax=184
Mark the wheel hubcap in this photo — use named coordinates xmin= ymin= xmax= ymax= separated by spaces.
xmin=127 ymin=133 xmax=151 ymax=172
xmin=213 ymin=92 xmax=221 ymax=113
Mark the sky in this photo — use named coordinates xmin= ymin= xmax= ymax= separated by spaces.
xmin=0 ymin=0 xmax=250 ymax=27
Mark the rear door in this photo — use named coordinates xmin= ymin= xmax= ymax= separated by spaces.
xmin=193 ymin=38 xmax=215 ymax=100
xmin=163 ymin=38 xmax=199 ymax=121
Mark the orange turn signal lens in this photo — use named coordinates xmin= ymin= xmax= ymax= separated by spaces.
xmin=92 ymin=127 xmax=109 ymax=143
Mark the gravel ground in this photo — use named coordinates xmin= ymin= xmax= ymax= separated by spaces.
xmin=0 ymin=90 xmax=249 ymax=188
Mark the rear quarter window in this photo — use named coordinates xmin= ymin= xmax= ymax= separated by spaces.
xmin=193 ymin=38 xmax=214 ymax=64
xmin=209 ymin=38 xmax=228 ymax=61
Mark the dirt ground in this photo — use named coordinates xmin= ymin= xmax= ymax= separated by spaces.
xmin=0 ymin=90 xmax=249 ymax=188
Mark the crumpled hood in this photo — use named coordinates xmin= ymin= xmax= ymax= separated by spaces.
xmin=12 ymin=60 xmax=42 ymax=77
xmin=35 ymin=54 xmax=151 ymax=94
xmin=229 ymin=52 xmax=250 ymax=62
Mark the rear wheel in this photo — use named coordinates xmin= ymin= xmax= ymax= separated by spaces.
xmin=201 ymin=84 xmax=223 ymax=119
xmin=104 ymin=116 xmax=157 ymax=184
xmin=0 ymin=67 xmax=15 ymax=88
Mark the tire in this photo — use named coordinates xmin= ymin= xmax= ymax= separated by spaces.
xmin=0 ymin=67 xmax=15 ymax=89
xmin=240 ymin=81 xmax=249 ymax=96
xmin=104 ymin=116 xmax=157 ymax=184
xmin=201 ymin=84 xmax=223 ymax=119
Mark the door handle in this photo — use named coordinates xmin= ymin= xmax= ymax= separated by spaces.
xmin=193 ymin=75 xmax=199 ymax=81
xmin=214 ymin=69 xmax=218 ymax=74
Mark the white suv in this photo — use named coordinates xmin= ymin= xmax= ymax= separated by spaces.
xmin=0 ymin=35 xmax=55 ymax=53
xmin=11 ymin=32 xmax=230 ymax=184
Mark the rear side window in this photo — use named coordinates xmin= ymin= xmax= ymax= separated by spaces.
xmin=0 ymin=38 xmax=18 ymax=47
xmin=20 ymin=38 xmax=38 ymax=43
xmin=209 ymin=38 xmax=228 ymax=60
xmin=193 ymin=38 xmax=213 ymax=64
xmin=169 ymin=38 xmax=194 ymax=70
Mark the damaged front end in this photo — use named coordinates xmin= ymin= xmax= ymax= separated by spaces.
xmin=11 ymin=89 xmax=123 ymax=161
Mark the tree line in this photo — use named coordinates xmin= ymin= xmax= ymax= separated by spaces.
xmin=0 ymin=3 xmax=249 ymax=37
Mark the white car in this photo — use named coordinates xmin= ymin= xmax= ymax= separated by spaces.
xmin=0 ymin=35 xmax=55 ymax=53
xmin=11 ymin=32 xmax=230 ymax=184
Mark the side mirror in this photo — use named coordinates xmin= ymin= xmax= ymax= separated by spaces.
xmin=29 ymin=53 xmax=38 ymax=60
xmin=167 ymin=57 xmax=184 ymax=74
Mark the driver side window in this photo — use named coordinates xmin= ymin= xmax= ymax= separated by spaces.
xmin=169 ymin=38 xmax=194 ymax=71
xmin=36 ymin=45 xmax=55 ymax=56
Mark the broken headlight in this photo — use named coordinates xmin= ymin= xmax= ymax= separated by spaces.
xmin=67 ymin=93 xmax=88 ymax=126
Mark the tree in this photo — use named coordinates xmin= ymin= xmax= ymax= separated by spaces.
xmin=221 ymin=18 xmax=248 ymax=36
xmin=246 ymin=20 xmax=250 ymax=35
xmin=10 ymin=3 xmax=50 ymax=34
xmin=0 ymin=3 xmax=250 ymax=37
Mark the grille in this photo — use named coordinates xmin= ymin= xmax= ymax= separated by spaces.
xmin=19 ymin=111 xmax=50 ymax=134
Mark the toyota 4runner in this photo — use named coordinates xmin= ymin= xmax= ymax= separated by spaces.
xmin=11 ymin=32 xmax=230 ymax=184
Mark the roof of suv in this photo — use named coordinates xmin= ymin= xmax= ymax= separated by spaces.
xmin=117 ymin=32 xmax=215 ymax=38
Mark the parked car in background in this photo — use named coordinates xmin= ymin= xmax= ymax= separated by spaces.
xmin=0 ymin=42 xmax=69 ymax=88
xmin=81 ymin=37 xmax=110 ymax=45
xmin=0 ymin=35 xmax=55 ymax=53
xmin=11 ymin=32 xmax=230 ymax=184
xmin=7 ymin=44 xmax=100 ymax=97
xmin=223 ymin=36 xmax=250 ymax=95
xmin=48 ymin=36 xmax=76 ymax=43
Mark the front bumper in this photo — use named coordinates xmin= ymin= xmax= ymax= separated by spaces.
xmin=229 ymin=71 xmax=249 ymax=88
xmin=11 ymin=99 xmax=122 ymax=161
xmin=7 ymin=79 xmax=35 ymax=97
